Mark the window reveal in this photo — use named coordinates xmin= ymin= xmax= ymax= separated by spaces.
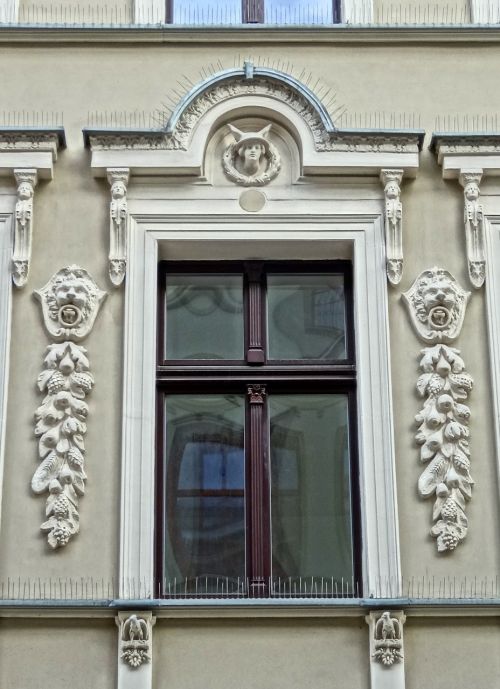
xmin=156 ymin=261 xmax=359 ymax=597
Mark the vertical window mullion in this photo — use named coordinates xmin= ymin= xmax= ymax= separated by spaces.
xmin=245 ymin=262 xmax=265 ymax=364
xmin=246 ymin=384 xmax=271 ymax=595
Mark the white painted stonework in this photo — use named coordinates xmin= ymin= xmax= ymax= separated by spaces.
xmin=460 ymin=170 xmax=485 ymax=288
xmin=116 ymin=611 xmax=156 ymax=689
xmin=470 ymin=0 xmax=500 ymax=23
xmin=367 ymin=610 xmax=406 ymax=689
xmin=12 ymin=168 xmax=37 ymax=288
xmin=133 ymin=0 xmax=165 ymax=24
xmin=0 ymin=0 xmax=19 ymax=23
xmin=107 ymin=168 xmax=130 ymax=286
xmin=380 ymin=169 xmax=404 ymax=285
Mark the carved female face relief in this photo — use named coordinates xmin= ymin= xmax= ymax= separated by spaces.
xmin=222 ymin=123 xmax=281 ymax=187
xmin=403 ymin=267 xmax=470 ymax=343
xmin=35 ymin=266 xmax=106 ymax=342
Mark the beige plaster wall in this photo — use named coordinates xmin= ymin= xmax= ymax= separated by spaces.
xmin=153 ymin=618 xmax=369 ymax=689
xmin=0 ymin=618 xmax=116 ymax=689
xmin=0 ymin=38 xmax=499 ymax=586
xmin=405 ymin=618 xmax=500 ymax=688
xmin=18 ymin=0 xmax=133 ymax=23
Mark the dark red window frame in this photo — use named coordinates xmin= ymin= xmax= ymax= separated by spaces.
xmin=165 ymin=0 xmax=341 ymax=24
xmin=155 ymin=260 xmax=361 ymax=597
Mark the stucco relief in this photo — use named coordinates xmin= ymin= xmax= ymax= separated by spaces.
xmin=222 ymin=124 xmax=281 ymax=186
xmin=372 ymin=611 xmax=404 ymax=667
xmin=460 ymin=171 xmax=485 ymax=288
xmin=107 ymin=168 xmax=129 ymax=286
xmin=119 ymin=614 xmax=153 ymax=668
xmin=380 ymin=169 xmax=403 ymax=285
xmin=33 ymin=267 xmax=105 ymax=548
xmin=12 ymin=169 xmax=37 ymax=288
xmin=404 ymin=268 xmax=473 ymax=552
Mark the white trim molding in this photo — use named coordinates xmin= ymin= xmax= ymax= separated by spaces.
xmin=0 ymin=0 xmax=19 ymax=23
xmin=341 ymin=0 xmax=373 ymax=23
xmin=107 ymin=168 xmax=130 ymax=286
xmin=470 ymin=0 xmax=500 ymax=23
xmin=12 ymin=168 xmax=37 ymax=287
xmin=380 ymin=169 xmax=404 ymax=285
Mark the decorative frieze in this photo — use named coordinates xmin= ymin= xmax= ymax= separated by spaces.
xmin=107 ymin=168 xmax=129 ymax=286
xmin=33 ymin=267 xmax=105 ymax=548
xmin=460 ymin=170 xmax=485 ymax=288
xmin=380 ymin=169 xmax=403 ymax=285
xmin=223 ymin=124 xmax=281 ymax=187
xmin=404 ymin=268 xmax=473 ymax=552
xmin=12 ymin=169 xmax=37 ymax=287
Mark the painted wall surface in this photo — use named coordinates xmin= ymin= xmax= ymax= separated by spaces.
xmin=373 ymin=0 xmax=470 ymax=23
xmin=153 ymin=618 xmax=369 ymax=689
xmin=0 ymin=618 xmax=117 ymax=689
xmin=0 ymin=39 xmax=499 ymax=588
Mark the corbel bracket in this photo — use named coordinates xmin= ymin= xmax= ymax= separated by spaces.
xmin=12 ymin=168 xmax=37 ymax=288
xmin=459 ymin=169 xmax=485 ymax=288
xmin=107 ymin=167 xmax=130 ymax=287
xmin=380 ymin=169 xmax=404 ymax=285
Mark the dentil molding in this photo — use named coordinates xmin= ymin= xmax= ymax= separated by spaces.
xmin=33 ymin=266 xmax=106 ymax=548
xmin=107 ymin=168 xmax=129 ymax=286
xmin=403 ymin=268 xmax=474 ymax=552
xmin=380 ymin=169 xmax=403 ymax=285
xmin=12 ymin=169 xmax=37 ymax=288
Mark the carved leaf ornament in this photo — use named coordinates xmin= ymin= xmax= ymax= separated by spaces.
xmin=403 ymin=268 xmax=473 ymax=552
xmin=33 ymin=267 xmax=105 ymax=548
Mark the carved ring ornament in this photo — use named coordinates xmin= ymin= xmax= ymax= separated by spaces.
xmin=403 ymin=269 xmax=473 ymax=552
xmin=222 ymin=123 xmax=281 ymax=186
xmin=33 ymin=267 xmax=106 ymax=548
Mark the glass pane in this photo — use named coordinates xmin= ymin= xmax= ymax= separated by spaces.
xmin=265 ymin=0 xmax=333 ymax=24
xmin=166 ymin=274 xmax=244 ymax=360
xmin=270 ymin=394 xmax=353 ymax=592
xmin=164 ymin=395 xmax=245 ymax=595
xmin=267 ymin=274 xmax=346 ymax=360
xmin=173 ymin=0 xmax=242 ymax=24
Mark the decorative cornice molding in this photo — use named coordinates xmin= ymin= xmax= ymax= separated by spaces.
xmin=0 ymin=128 xmax=65 ymax=156
xmin=33 ymin=267 xmax=105 ymax=548
xmin=404 ymin=269 xmax=473 ymax=553
xmin=459 ymin=169 xmax=485 ymax=288
xmin=380 ymin=168 xmax=403 ymax=285
xmin=12 ymin=168 xmax=37 ymax=288
xmin=402 ymin=267 xmax=470 ymax=344
xmin=107 ymin=168 xmax=129 ymax=286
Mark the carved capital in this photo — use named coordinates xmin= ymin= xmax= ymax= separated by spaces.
xmin=117 ymin=612 xmax=156 ymax=669
xmin=459 ymin=169 xmax=485 ymax=289
xmin=107 ymin=167 xmax=129 ymax=286
xmin=415 ymin=344 xmax=474 ymax=552
xmin=380 ymin=169 xmax=403 ymax=285
xmin=367 ymin=610 xmax=406 ymax=668
xmin=12 ymin=168 xmax=37 ymax=288
xmin=34 ymin=266 xmax=106 ymax=342
xmin=403 ymin=267 xmax=470 ymax=343
xmin=248 ymin=384 xmax=266 ymax=404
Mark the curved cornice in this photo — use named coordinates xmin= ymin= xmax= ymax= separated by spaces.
xmin=166 ymin=61 xmax=335 ymax=135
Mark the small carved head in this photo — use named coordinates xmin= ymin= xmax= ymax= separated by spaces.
xmin=111 ymin=180 xmax=127 ymax=199
xmin=18 ymin=181 xmax=34 ymax=200
xmin=464 ymin=181 xmax=479 ymax=202
xmin=384 ymin=180 xmax=400 ymax=200
xmin=403 ymin=267 xmax=470 ymax=343
xmin=228 ymin=124 xmax=271 ymax=176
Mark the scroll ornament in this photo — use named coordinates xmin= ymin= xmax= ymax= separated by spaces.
xmin=403 ymin=268 xmax=473 ymax=552
xmin=33 ymin=266 xmax=106 ymax=548
xmin=380 ymin=169 xmax=403 ymax=285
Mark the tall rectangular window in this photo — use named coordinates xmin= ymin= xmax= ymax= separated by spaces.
xmin=156 ymin=261 xmax=359 ymax=597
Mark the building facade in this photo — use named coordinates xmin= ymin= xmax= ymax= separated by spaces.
xmin=1 ymin=2 xmax=500 ymax=688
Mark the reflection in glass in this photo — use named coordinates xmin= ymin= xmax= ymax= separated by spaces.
xmin=164 ymin=395 xmax=245 ymax=594
xmin=270 ymin=394 xmax=353 ymax=589
xmin=264 ymin=0 xmax=333 ymax=24
xmin=166 ymin=274 xmax=244 ymax=360
xmin=173 ymin=0 xmax=242 ymax=24
xmin=267 ymin=274 xmax=346 ymax=360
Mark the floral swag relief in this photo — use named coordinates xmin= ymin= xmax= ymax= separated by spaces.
xmin=403 ymin=268 xmax=473 ymax=552
xmin=222 ymin=123 xmax=281 ymax=186
xmin=33 ymin=267 xmax=106 ymax=548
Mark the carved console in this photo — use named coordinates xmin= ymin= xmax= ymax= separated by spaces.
xmin=33 ymin=266 xmax=106 ymax=548
xmin=116 ymin=611 xmax=156 ymax=689
xmin=366 ymin=610 xmax=406 ymax=689
xmin=12 ymin=169 xmax=37 ymax=288
xmin=403 ymin=268 xmax=473 ymax=552
xmin=380 ymin=169 xmax=404 ymax=285
xmin=460 ymin=170 xmax=485 ymax=288
xmin=107 ymin=167 xmax=129 ymax=286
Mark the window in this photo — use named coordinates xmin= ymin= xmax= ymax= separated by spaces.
xmin=165 ymin=0 xmax=341 ymax=24
xmin=156 ymin=260 xmax=360 ymax=597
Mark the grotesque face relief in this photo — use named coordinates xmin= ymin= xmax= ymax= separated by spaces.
xmin=222 ymin=123 xmax=281 ymax=187
xmin=34 ymin=266 xmax=106 ymax=342
xmin=402 ymin=267 xmax=470 ymax=343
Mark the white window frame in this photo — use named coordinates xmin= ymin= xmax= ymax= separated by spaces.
xmin=470 ymin=0 xmax=500 ymax=23
xmin=119 ymin=208 xmax=401 ymax=599
xmin=133 ymin=0 xmax=165 ymax=24
xmin=0 ymin=0 xmax=19 ymax=23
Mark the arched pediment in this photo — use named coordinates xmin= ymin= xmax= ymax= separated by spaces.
xmin=165 ymin=60 xmax=335 ymax=152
